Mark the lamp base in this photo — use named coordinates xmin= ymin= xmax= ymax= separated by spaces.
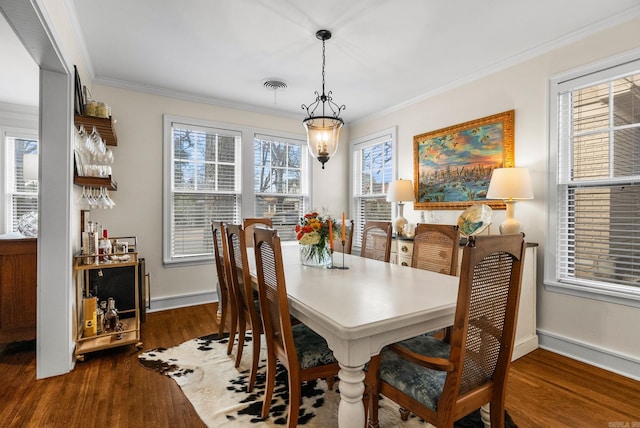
xmin=499 ymin=200 xmax=521 ymax=234
xmin=393 ymin=202 xmax=408 ymax=236
xmin=498 ymin=219 xmax=521 ymax=235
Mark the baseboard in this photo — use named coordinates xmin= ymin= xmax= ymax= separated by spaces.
xmin=538 ymin=328 xmax=640 ymax=381
xmin=512 ymin=335 xmax=539 ymax=361
xmin=148 ymin=291 xmax=217 ymax=313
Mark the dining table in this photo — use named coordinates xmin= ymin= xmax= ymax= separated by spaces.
xmin=249 ymin=242 xmax=460 ymax=428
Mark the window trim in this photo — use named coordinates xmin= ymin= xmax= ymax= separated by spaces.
xmin=163 ymin=115 xmax=243 ymax=266
xmin=545 ymin=48 xmax=640 ymax=308
xmin=349 ymin=127 xmax=397 ymax=248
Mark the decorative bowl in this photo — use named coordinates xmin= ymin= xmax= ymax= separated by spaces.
xmin=457 ymin=204 xmax=492 ymax=237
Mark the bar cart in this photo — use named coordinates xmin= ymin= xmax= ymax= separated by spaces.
xmin=73 ymin=251 xmax=142 ymax=361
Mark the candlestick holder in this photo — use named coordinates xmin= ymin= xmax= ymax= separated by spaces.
xmin=328 ymin=241 xmax=349 ymax=269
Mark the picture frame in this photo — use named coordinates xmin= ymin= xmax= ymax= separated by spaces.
xmin=74 ymin=65 xmax=85 ymax=116
xmin=413 ymin=110 xmax=514 ymax=210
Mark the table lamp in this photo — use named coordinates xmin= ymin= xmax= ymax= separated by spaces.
xmin=386 ymin=179 xmax=415 ymax=236
xmin=486 ymin=167 xmax=533 ymax=234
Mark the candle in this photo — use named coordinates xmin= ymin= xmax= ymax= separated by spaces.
xmin=328 ymin=219 xmax=334 ymax=251
xmin=342 ymin=212 xmax=346 ymax=242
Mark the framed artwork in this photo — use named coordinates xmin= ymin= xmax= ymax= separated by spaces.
xmin=74 ymin=65 xmax=85 ymax=116
xmin=413 ymin=110 xmax=514 ymax=210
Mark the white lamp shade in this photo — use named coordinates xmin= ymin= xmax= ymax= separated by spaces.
xmin=386 ymin=179 xmax=415 ymax=202
xmin=23 ymin=153 xmax=39 ymax=181
xmin=486 ymin=168 xmax=533 ymax=200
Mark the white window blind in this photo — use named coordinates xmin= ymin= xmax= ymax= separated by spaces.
xmin=164 ymin=119 xmax=241 ymax=263
xmin=3 ymin=133 xmax=38 ymax=234
xmin=553 ymin=62 xmax=640 ymax=296
xmin=351 ymin=130 xmax=394 ymax=247
xmin=253 ymin=134 xmax=308 ymax=241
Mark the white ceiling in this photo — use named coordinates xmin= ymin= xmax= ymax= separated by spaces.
xmin=3 ymin=1 xmax=640 ymax=122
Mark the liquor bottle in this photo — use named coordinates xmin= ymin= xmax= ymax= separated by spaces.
xmin=96 ymin=301 xmax=105 ymax=335
xmin=104 ymin=297 xmax=119 ymax=332
xmin=98 ymin=229 xmax=112 ymax=262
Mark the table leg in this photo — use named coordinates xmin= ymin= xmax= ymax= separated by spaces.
xmin=481 ymin=403 xmax=491 ymax=427
xmin=337 ymin=363 xmax=366 ymax=428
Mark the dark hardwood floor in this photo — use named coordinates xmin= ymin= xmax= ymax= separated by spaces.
xmin=1 ymin=303 xmax=638 ymax=427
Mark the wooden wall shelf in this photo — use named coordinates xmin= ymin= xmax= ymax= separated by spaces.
xmin=74 ymin=175 xmax=117 ymax=191
xmin=75 ymin=115 xmax=118 ymax=146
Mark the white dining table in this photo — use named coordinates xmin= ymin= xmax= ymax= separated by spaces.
xmin=249 ymin=242 xmax=459 ymax=428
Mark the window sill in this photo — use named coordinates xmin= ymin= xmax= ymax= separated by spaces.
xmin=543 ymin=279 xmax=640 ymax=309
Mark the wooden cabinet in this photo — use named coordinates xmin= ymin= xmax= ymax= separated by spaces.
xmin=391 ymin=237 xmax=538 ymax=360
xmin=73 ymin=253 xmax=142 ymax=360
xmin=395 ymin=238 xmax=414 ymax=267
xmin=0 ymin=238 xmax=37 ymax=343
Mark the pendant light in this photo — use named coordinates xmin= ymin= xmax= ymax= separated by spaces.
xmin=302 ymin=29 xmax=346 ymax=169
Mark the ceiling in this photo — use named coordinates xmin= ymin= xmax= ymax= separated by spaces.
xmin=3 ymin=1 xmax=640 ymax=123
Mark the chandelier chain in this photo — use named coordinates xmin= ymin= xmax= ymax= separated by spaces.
xmin=321 ymin=38 xmax=326 ymax=97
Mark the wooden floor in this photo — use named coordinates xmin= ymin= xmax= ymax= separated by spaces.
xmin=1 ymin=303 xmax=638 ymax=427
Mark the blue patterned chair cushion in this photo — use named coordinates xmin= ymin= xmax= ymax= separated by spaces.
xmin=378 ymin=335 xmax=451 ymax=411
xmin=292 ymin=323 xmax=337 ymax=369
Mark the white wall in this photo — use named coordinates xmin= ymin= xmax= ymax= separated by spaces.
xmin=349 ymin=16 xmax=640 ymax=378
xmin=85 ymin=84 xmax=349 ymax=309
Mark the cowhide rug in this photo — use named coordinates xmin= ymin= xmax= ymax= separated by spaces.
xmin=138 ymin=332 xmax=516 ymax=427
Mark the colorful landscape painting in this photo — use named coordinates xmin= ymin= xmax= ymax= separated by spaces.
xmin=413 ymin=110 xmax=514 ymax=210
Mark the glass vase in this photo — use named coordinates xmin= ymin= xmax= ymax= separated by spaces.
xmin=299 ymin=243 xmax=332 ymax=267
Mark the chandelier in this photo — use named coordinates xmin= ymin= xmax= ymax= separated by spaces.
xmin=301 ymin=29 xmax=346 ymax=169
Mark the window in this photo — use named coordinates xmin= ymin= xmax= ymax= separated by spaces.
xmin=253 ymin=134 xmax=309 ymax=241
xmin=547 ymin=54 xmax=640 ymax=305
xmin=2 ymin=129 xmax=38 ymax=235
xmin=351 ymin=128 xmax=395 ymax=247
xmin=163 ymin=117 xmax=241 ymax=264
xmin=163 ymin=116 xmax=311 ymax=265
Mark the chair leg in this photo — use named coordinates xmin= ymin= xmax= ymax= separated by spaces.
xmin=399 ymin=407 xmax=410 ymax=421
xmin=261 ymin=354 xmax=277 ymax=419
xmin=235 ymin=319 xmax=246 ymax=368
xmin=366 ymin=355 xmax=382 ymax=428
xmin=287 ymin=369 xmax=302 ymax=428
xmin=247 ymin=331 xmax=260 ymax=392
xmin=489 ymin=398 xmax=506 ymax=427
xmin=226 ymin=307 xmax=238 ymax=356
xmin=325 ymin=375 xmax=335 ymax=390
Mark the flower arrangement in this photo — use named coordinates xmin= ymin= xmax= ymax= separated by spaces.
xmin=295 ymin=212 xmax=337 ymax=266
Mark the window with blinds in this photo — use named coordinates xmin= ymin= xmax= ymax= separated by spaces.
xmin=253 ymin=135 xmax=308 ymax=241
xmin=3 ymin=133 xmax=38 ymax=234
xmin=551 ymin=58 xmax=640 ymax=300
xmin=164 ymin=119 xmax=241 ymax=263
xmin=351 ymin=130 xmax=394 ymax=247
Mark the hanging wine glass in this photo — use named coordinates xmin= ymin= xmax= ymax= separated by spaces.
xmin=102 ymin=187 xmax=115 ymax=209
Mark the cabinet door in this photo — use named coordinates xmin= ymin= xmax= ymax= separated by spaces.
xmin=0 ymin=241 xmax=37 ymax=342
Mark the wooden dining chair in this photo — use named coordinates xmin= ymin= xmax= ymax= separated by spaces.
xmin=411 ymin=223 xmax=461 ymax=341
xmin=366 ymin=233 xmax=526 ymax=428
xmin=226 ymin=223 xmax=263 ymax=392
xmin=333 ymin=218 xmax=354 ymax=254
xmin=211 ymin=222 xmax=236 ymax=342
xmin=361 ymin=221 xmax=393 ymax=262
xmin=411 ymin=223 xmax=460 ymax=275
xmin=253 ymin=227 xmax=339 ymax=427
xmin=243 ymin=217 xmax=273 ymax=248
